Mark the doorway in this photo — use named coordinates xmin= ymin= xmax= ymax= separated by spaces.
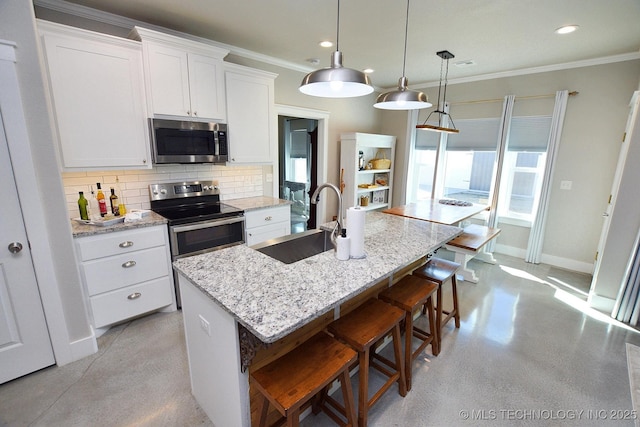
xmin=278 ymin=116 xmax=318 ymax=234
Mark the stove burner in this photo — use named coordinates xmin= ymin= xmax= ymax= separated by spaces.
xmin=149 ymin=180 xmax=243 ymax=224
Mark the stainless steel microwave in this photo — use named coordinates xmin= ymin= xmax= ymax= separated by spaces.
xmin=150 ymin=119 xmax=228 ymax=164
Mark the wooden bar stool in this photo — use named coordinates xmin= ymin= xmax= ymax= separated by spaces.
xmin=327 ymin=298 xmax=407 ymax=427
xmin=378 ymin=274 xmax=439 ymax=391
xmin=413 ymin=257 xmax=461 ymax=350
xmin=251 ymin=331 xmax=358 ymax=427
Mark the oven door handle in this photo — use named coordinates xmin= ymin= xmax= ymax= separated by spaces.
xmin=170 ymin=216 xmax=245 ymax=233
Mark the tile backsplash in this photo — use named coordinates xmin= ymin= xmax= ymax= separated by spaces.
xmin=62 ymin=163 xmax=265 ymax=218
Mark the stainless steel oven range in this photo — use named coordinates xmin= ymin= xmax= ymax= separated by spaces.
xmin=149 ymin=180 xmax=244 ymax=306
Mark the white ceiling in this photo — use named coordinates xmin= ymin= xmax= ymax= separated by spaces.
xmin=45 ymin=0 xmax=640 ymax=90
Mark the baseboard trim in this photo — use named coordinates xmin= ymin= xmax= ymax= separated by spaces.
xmin=494 ymin=243 xmax=594 ymax=274
xmin=63 ymin=331 xmax=98 ymax=366
xmin=587 ymin=292 xmax=616 ymax=313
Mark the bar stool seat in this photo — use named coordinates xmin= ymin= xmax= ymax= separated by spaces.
xmin=413 ymin=257 xmax=461 ymax=350
xmin=327 ymin=298 xmax=407 ymax=427
xmin=378 ymin=274 xmax=439 ymax=391
xmin=251 ymin=331 xmax=358 ymax=427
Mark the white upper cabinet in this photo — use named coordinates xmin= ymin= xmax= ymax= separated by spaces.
xmin=130 ymin=27 xmax=228 ymax=121
xmin=225 ymin=63 xmax=277 ymax=164
xmin=38 ymin=20 xmax=152 ymax=170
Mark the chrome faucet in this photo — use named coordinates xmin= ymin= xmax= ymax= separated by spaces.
xmin=310 ymin=183 xmax=343 ymax=249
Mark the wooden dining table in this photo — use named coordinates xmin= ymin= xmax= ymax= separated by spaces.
xmin=383 ymin=199 xmax=495 ymax=282
xmin=382 ymin=199 xmax=489 ymax=226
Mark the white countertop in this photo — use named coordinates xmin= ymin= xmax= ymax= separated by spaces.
xmin=173 ymin=211 xmax=462 ymax=343
xmin=226 ymin=196 xmax=292 ymax=212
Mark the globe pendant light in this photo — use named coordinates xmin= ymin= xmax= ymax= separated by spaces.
xmin=299 ymin=0 xmax=373 ymax=98
xmin=416 ymin=50 xmax=460 ymax=133
xmin=374 ymin=0 xmax=431 ymax=110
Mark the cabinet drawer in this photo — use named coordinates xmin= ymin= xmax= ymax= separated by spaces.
xmin=246 ymin=221 xmax=290 ymax=247
xmin=76 ymin=226 xmax=166 ymax=261
xmin=244 ymin=205 xmax=290 ymax=229
xmin=90 ymin=276 xmax=173 ymax=328
xmin=82 ymin=246 xmax=169 ymax=296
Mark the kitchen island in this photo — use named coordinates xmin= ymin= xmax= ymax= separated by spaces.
xmin=173 ymin=211 xmax=461 ymax=426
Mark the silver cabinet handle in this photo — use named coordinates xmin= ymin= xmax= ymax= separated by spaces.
xmin=119 ymin=241 xmax=134 ymax=248
xmin=193 ymin=111 xmax=198 ymax=116
xmin=127 ymin=292 xmax=141 ymax=300
xmin=602 ymin=212 xmax=610 ymax=217
xmin=122 ymin=260 xmax=136 ymax=268
xmin=8 ymin=242 xmax=23 ymax=254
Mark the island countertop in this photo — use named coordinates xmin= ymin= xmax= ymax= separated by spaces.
xmin=173 ymin=211 xmax=461 ymax=343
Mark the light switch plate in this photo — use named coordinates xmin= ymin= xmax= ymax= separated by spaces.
xmin=198 ymin=314 xmax=211 ymax=336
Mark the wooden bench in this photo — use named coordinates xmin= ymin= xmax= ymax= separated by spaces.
xmin=444 ymin=224 xmax=501 ymax=283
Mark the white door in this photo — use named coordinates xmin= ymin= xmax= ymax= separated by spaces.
xmin=0 ymin=113 xmax=55 ymax=384
xmin=592 ymin=91 xmax=640 ymax=277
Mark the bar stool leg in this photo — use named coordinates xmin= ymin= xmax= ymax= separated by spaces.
xmin=358 ymin=350 xmax=370 ymax=427
xmin=256 ymin=393 xmax=269 ymax=427
xmin=403 ymin=309 xmax=414 ymax=391
xmin=425 ymin=294 xmax=439 ymax=356
xmin=340 ymin=370 xmax=357 ymax=426
xmin=393 ymin=324 xmax=407 ymax=397
xmin=452 ymin=275 xmax=461 ymax=328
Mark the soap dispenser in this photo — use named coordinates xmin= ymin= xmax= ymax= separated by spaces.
xmin=336 ymin=228 xmax=350 ymax=261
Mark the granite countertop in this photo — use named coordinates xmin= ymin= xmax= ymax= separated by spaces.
xmin=226 ymin=196 xmax=292 ymax=212
xmin=71 ymin=211 xmax=168 ymax=237
xmin=173 ymin=211 xmax=462 ymax=344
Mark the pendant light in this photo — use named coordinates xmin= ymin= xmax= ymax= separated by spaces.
xmin=416 ymin=50 xmax=459 ymax=133
xmin=374 ymin=0 xmax=431 ymax=110
xmin=299 ymin=0 xmax=373 ymax=98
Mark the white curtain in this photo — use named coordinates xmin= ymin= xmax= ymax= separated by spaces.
xmin=486 ymin=95 xmax=515 ymax=252
xmin=525 ymin=90 xmax=569 ymax=263
xmin=613 ymin=227 xmax=640 ymax=324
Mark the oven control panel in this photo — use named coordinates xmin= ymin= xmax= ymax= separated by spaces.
xmin=150 ymin=180 xmax=219 ymax=201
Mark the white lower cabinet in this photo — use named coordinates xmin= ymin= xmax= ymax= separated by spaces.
xmin=75 ymin=225 xmax=176 ymax=329
xmin=245 ymin=205 xmax=291 ymax=246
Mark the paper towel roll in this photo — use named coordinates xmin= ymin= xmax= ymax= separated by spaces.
xmin=347 ymin=206 xmax=366 ymax=258
xmin=336 ymin=235 xmax=350 ymax=261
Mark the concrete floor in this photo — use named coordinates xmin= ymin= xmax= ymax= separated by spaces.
xmin=2 ymin=253 xmax=639 ymax=426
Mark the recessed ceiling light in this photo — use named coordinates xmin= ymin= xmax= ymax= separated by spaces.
xmin=363 ymin=68 xmax=374 ymax=74
xmin=319 ymin=41 xmax=333 ymax=48
xmin=555 ymin=25 xmax=579 ymax=35
xmin=454 ymin=60 xmax=476 ymax=68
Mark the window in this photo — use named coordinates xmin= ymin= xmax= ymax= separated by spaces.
xmin=497 ymin=116 xmax=551 ymax=223
xmin=442 ymin=118 xmax=500 ymax=205
xmin=409 ymin=114 xmax=552 ymax=226
xmin=408 ymin=127 xmax=439 ymax=201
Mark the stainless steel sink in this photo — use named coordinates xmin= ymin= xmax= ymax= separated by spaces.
xmin=251 ymin=229 xmax=333 ymax=264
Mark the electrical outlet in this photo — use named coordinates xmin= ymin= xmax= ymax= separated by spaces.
xmin=198 ymin=314 xmax=211 ymax=336
xmin=560 ymin=180 xmax=572 ymax=190
xmin=266 ymin=173 xmax=273 ymax=183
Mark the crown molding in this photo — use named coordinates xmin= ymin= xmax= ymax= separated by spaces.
xmin=408 ymin=51 xmax=640 ymax=90
xmin=33 ymin=0 xmax=315 ymax=74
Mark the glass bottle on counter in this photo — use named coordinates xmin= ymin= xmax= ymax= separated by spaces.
xmin=96 ymin=183 xmax=108 ymax=217
xmin=78 ymin=191 xmax=89 ymax=220
xmin=109 ymin=188 xmax=119 ymax=216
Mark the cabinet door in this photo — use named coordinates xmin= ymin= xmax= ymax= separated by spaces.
xmin=226 ymin=70 xmax=274 ymax=163
xmin=188 ymin=53 xmax=226 ymax=121
xmin=145 ymin=43 xmax=191 ymax=117
xmin=42 ymin=30 xmax=151 ymax=169
xmin=246 ymin=222 xmax=291 ymax=246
